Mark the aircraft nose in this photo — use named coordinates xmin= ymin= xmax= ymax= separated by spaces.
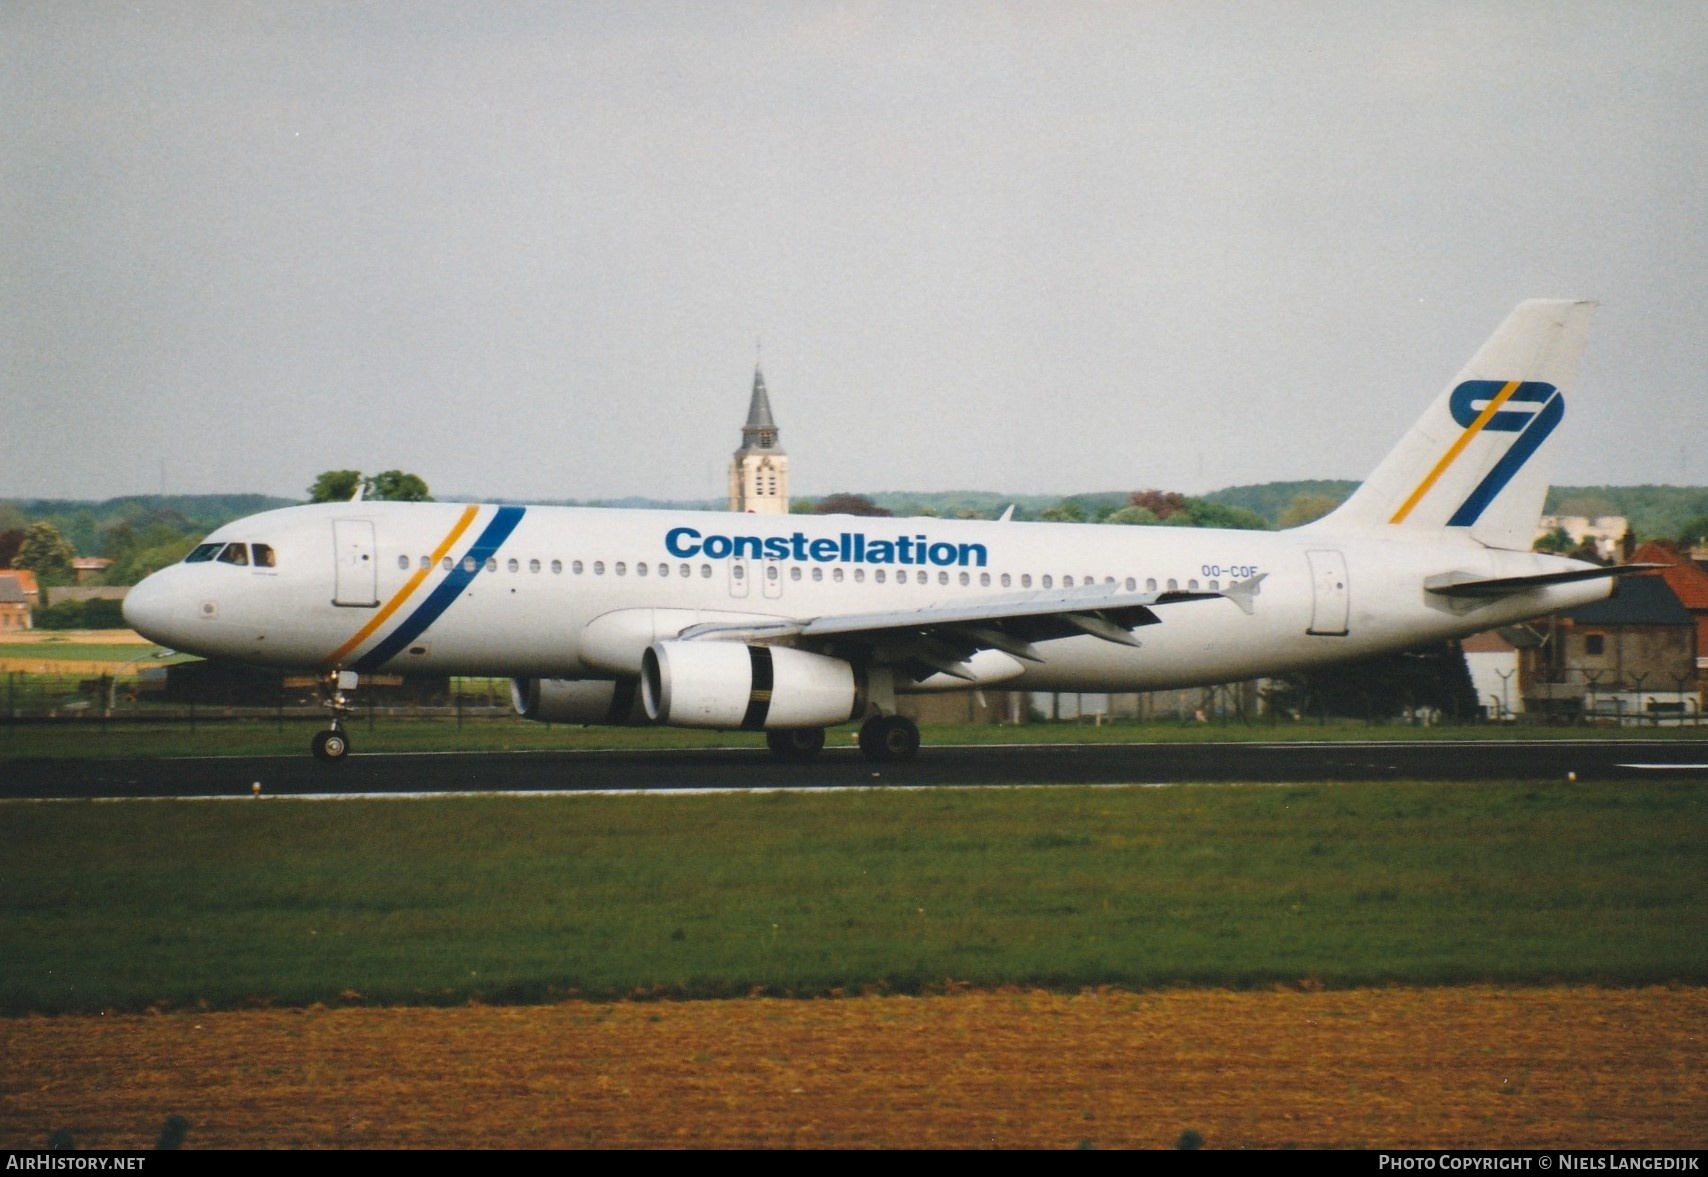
xmin=122 ymin=571 xmax=181 ymax=647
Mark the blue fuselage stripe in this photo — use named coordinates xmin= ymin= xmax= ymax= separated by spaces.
xmin=353 ymin=506 xmax=526 ymax=671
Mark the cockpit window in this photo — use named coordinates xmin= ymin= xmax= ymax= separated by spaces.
xmin=184 ymin=543 xmax=222 ymax=563
xmin=253 ymin=543 xmax=276 ymax=568
xmin=216 ymin=543 xmax=250 ymax=566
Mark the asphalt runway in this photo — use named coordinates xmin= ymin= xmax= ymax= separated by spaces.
xmin=4 ymin=739 xmax=1707 ymax=799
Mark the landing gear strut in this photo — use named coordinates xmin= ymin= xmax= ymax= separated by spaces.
xmin=766 ymin=727 xmax=827 ymax=761
xmin=312 ymin=670 xmax=357 ymax=762
xmin=858 ymin=715 xmax=920 ymax=762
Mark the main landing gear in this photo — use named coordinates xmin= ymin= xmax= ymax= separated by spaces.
xmin=858 ymin=714 xmax=920 ymax=762
xmin=762 ymin=715 xmax=921 ymax=763
xmin=312 ymin=669 xmax=357 ymax=763
xmin=766 ymin=728 xmax=827 ymax=761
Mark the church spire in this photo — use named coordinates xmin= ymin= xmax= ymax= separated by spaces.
xmin=729 ymin=363 xmax=789 ymax=513
xmin=741 ymin=366 xmax=782 ymax=452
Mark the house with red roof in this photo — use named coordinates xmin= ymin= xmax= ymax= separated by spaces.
xmin=1630 ymin=541 xmax=1708 ymax=690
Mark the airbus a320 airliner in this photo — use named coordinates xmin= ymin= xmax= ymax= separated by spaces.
xmin=124 ymin=300 xmax=1643 ymax=762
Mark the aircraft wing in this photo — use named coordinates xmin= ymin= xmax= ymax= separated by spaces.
xmin=676 ymin=574 xmax=1265 ymax=680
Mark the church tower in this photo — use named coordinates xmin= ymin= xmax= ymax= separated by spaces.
xmin=728 ymin=365 xmax=789 ymax=514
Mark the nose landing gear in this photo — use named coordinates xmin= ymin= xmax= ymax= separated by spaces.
xmin=312 ymin=669 xmax=358 ymax=762
xmin=312 ymin=727 xmax=350 ymax=762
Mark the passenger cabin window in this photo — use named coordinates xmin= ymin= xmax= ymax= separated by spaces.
xmin=507 ymin=558 xmax=519 ymax=573
xmin=216 ymin=543 xmax=249 ymax=566
xmin=398 ymin=555 xmax=410 ymax=570
xmin=185 ymin=543 xmax=222 ymax=563
xmin=551 ymin=560 xmax=563 ymax=574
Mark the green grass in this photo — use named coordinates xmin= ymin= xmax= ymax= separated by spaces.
xmin=7 ymin=715 xmax=1708 ymax=760
xmin=0 ymin=642 xmax=185 ymax=663
xmin=2 ymin=782 xmax=1703 ymax=1012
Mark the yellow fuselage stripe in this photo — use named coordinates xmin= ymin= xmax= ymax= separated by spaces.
xmin=1389 ymin=380 xmax=1523 ymax=524
xmin=322 ymin=505 xmax=481 ymax=668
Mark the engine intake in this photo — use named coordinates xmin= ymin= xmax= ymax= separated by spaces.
xmin=511 ymin=677 xmax=646 ymax=725
xmin=641 ymin=641 xmax=861 ymax=730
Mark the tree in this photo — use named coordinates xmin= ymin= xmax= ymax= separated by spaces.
xmin=812 ymin=493 xmax=892 ymax=517
xmin=1277 ymin=492 xmax=1342 ymax=529
xmin=1128 ymin=489 xmax=1188 ymax=520
xmin=309 ymin=470 xmax=364 ymax=503
xmin=1037 ymin=501 xmax=1088 ymax=523
xmin=1105 ymin=505 xmax=1160 ymax=526
xmin=308 ymin=469 xmax=432 ymax=503
xmin=1270 ymin=640 xmax=1480 ymax=721
xmin=104 ymin=536 xmax=200 ymax=585
xmin=368 ymin=470 xmax=432 ymax=502
xmin=13 ymin=522 xmax=77 ymax=586
xmin=1676 ymin=515 xmax=1708 ymax=554
xmin=1534 ymin=525 xmax=1575 ymax=555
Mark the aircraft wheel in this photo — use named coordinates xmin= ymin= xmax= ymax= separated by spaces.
xmin=766 ymin=728 xmax=826 ymax=761
xmin=859 ymin=715 xmax=919 ymax=762
xmin=312 ymin=729 xmax=350 ymax=762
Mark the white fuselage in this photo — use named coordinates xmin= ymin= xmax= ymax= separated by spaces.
xmin=123 ymin=501 xmax=1608 ymax=693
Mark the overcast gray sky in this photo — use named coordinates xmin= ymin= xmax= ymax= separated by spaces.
xmin=4 ymin=2 xmax=1705 ymax=504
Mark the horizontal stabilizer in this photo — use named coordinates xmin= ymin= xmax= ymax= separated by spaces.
xmin=1424 ymin=564 xmax=1665 ymax=599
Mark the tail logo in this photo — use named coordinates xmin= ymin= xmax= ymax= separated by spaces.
xmin=1391 ymin=380 xmax=1563 ymax=527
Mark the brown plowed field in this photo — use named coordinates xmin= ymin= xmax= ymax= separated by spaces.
xmin=3 ymin=986 xmax=1703 ymax=1150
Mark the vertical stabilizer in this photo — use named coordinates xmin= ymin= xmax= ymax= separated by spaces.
xmin=1317 ymin=299 xmax=1595 ymax=551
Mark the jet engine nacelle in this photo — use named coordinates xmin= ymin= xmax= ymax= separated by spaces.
xmin=511 ymin=677 xmax=647 ymax=725
xmin=641 ymin=641 xmax=862 ymax=730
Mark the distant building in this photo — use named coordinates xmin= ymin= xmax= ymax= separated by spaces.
xmin=1536 ymin=515 xmax=1628 ymax=560
xmin=72 ymin=557 xmax=113 ymax=585
xmin=728 ymin=366 xmax=789 ymax=514
xmin=0 ymin=569 xmax=39 ymax=630
xmin=1521 ymin=574 xmax=1698 ymax=723
xmin=0 ymin=576 xmax=29 ymax=630
xmin=1462 ymin=628 xmax=1526 ymax=719
xmin=1629 ymin=541 xmax=1708 ymax=689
